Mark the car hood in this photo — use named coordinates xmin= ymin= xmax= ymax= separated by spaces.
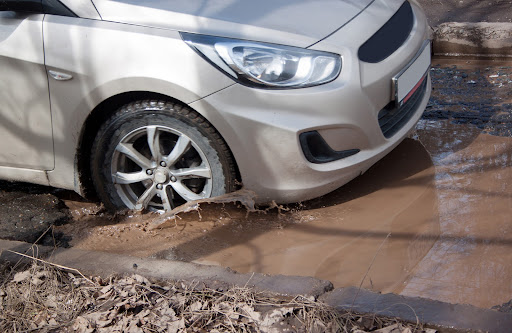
xmin=92 ymin=0 xmax=375 ymax=47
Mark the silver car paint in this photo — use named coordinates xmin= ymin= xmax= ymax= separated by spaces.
xmin=0 ymin=13 xmax=54 ymax=171
xmin=189 ymin=0 xmax=431 ymax=203
xmin=42 ymin=16 xmax=236 ymax=191
xmin=91 ymin=0 xmax=374 ymax=47
xmin=0 ymin=0 xmax=430 ymax=205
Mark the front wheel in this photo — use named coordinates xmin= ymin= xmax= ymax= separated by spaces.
xmin=90 ymin=100 xmax=237 ymax=212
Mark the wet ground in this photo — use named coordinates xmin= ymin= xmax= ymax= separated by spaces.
xmin=0 ymin=183 xmax=69 ymax=245
xmin=1 ymin=58 xmax=512 ymax=310
xmin=417 ymin=0 xmax=512 ymax=26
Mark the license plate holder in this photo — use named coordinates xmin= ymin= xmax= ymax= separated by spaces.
xmin=393 ymin=40 xmax=431 ymax=107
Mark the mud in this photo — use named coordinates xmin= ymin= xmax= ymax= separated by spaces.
xmin=2 ymin=59 xmax=512 ymax=309
xmin=417 ymin=0 xmax=512 ymax=26
xmin=425 ymin=58 xmax=512 ymax=136
xmin=0 ymin=182 xmax=69 ymax=245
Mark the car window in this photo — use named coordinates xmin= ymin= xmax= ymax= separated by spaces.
xmin=43 ymin=0 xmax=76 ymax=16
xmin=1 ymin=0 xmax=43 ymax=12
xmin=0 ymin=0 xmax=75 ymax=16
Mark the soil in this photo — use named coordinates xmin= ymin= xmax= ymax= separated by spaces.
xmin=425 ymin=58 xmax=512 ymax=136
xmin=417 ymin=0 xmax=512 ymax=26
xmin=0 ymin=182 xmax=69 ymax=245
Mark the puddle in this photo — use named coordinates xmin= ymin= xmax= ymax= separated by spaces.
xmin=55 ymin=60 xmax=512 ymax=309
xmin=401 ymin=120 xmax=512 ymax=308
xmin=57 ymin=138 xmax=441 ymax=295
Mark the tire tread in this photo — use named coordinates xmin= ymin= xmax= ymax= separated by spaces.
xmin=90 ymin=100 xmax=237 ymax=211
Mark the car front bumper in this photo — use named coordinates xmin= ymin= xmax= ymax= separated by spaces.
xmin=189 ymin=0 xmax=432 ymax=204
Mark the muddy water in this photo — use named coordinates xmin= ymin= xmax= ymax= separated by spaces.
xmin=189 ymin=138 xmax=440 ymax=295
xmin=59 ymin=137 xmax=440 ymax=295
xmin=402 ymin=120 xmax=512 ymax=308
xmin=57 ymin=60 xmax=512 ymax=309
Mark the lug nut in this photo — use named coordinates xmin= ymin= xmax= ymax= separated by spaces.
xmin=170 ymin=176 xmax=177 ymax=182
xmin=160 ymin=161 xmax=167 ymax=167
xmin=156 ymin=184 xmax=163 ymax=190
xmin=146 ymin=169 xmax=153 ymax=175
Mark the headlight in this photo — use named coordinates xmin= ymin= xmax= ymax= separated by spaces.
xmin=181 ymin=33 xmax=342 ymax=89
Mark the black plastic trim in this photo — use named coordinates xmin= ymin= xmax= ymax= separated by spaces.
xmin=300 ymin=131 xmax=360 ymax=164
xmin=0 ymin=0 xmax=43 ymax=12
xmin=0 ymin=0 xmax=76 ymax=16
xmin=378 ymin=75 xmax=428 ymax=138
xmin=358 ymin=1 xmax=414 ymax=63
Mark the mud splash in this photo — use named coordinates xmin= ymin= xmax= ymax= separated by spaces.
xmin=148 ymin=189 xmax=259 ymax=229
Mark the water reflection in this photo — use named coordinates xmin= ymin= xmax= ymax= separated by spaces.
xmin=401 ymin=120 xmax=512 ymax=308
xmin=193 ymin=138 xmax=440 ymax=295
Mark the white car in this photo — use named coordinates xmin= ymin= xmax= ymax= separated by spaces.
xmin=0 ymin=0 xmax=431 ymax=211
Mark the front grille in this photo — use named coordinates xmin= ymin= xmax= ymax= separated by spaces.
xmin=358 ymin=1 xmax=414 ymax=63
xmin=378 ymin=76 xmax=428 ymax=138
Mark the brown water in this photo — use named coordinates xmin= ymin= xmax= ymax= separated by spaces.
xmin=59 ymin=136 xmax=440 ymax=292
xmin=189 ymin=137 xmax=440 ymax=295
xmin=401 ymin=120 xmax=512 ymax=308
xmin=58 ymin=60 xmax=512 ymax=309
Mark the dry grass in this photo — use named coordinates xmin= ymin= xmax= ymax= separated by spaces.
xmin=0 ymin=262 xmax=435 ymax=332
xmin=0 ymin=262 xmax=94 ymax=332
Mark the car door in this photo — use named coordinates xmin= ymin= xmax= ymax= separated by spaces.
xmin=0 ymin=3 xmax=54 ymax=170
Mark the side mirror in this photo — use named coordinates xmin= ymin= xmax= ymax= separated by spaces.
xmin=0 ymin=0 xmax=43 ymax=13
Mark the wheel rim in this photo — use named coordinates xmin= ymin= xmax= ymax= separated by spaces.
xmin=111 ymin=125 xmax=213 ymax=212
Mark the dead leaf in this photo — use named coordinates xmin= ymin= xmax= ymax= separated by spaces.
xmin=375 ymin=323 xmax=401 ymax=333
xmin=44 ymin=295 xmax=58 ymax=308
xmin=13 ymin=270 xmax=31 ymax=283
xmin=100 ymin=285 xmax=113 ymax=294
xmin=189 ymin=301 xmax=203 ymax=312
xmin=133 ymin=274 xmax=150 ymax=285
xmin=167 ymin=317 xmax=185 ymax=333
xmin=240 ymin=304 xmax=261 ymax=322
xmin=126 ymin=318 xmax=143 ymax=333
xmin=72 ymin=316 xmax=95 ymax=333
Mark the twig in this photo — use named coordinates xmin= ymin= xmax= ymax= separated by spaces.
xmin=243 ymin=272 xmax=255 ymax=288
xmin=1 ymin=226 xmax=53 ymax=288
xmin=6 ymin=250 xmax=96 ymax=286
xmin=353 ymin=232 xmax=391 ymax=306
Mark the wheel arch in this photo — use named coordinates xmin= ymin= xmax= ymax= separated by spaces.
xmin=76 ymin=91 xmax=240 ymax=200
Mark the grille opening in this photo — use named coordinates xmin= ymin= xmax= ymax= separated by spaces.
xmin=378 ymin=76 xmax=428 ymax=138
xmin=358 ymin=1 xmax=414 ymax=63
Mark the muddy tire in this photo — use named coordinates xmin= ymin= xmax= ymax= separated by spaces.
xmin=90 ymin=100 xmax=237 ymax=212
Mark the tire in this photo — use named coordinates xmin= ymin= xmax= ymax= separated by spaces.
xmin=90 ymin=100 xmax=237 ymax=212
